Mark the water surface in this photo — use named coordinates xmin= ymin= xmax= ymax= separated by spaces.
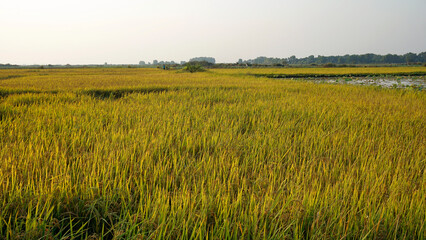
xmin=313 ymin=77 xmax=425 ymax=89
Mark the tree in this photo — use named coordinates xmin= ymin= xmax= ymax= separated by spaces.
xmin=404 ymin=53 xmax=417 ymax=64
xmin=417 ymin=52 xmax=426 ymax=62
xmin=288 ymin=55 xmax=297 ymax=64
xmin=189 ymin=57 xmax=215 ymax=64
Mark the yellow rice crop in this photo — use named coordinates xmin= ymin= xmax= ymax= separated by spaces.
xmin=0 ymin=68 xmax=425 ymax=239
xmin=212 ymin=66 xmax=426 ymax=75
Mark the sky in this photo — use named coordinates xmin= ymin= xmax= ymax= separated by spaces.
xmin=1 ymin=0 xmax=425 ymax=64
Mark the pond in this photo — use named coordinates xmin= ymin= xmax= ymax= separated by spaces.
xmin=312 ymin=77 xmax=425 ymax=89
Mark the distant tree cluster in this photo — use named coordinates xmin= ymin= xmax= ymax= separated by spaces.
xmin=242 ymin=52 xmax=426 ymax=65
xmin=0 ymin=63 xmax=20 ymax=68
xmin=245 ymin=56 xmax=288 ymax=66
xmin=3 ymin=53 xmax=425 ymax=70
xmin=136 ymin=57 xmax=215 ymax=67
xmin=145 ymin=60 xmax=177 ymax=65
xmin=189 ymin=57 xmax=216 ymax=64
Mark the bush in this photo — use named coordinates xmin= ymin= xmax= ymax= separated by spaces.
xmin=187 ymin=61 xmax=214 ymax=67
xmin=323 ymin=63 xmax=336 ymax=68
xmin=183 ymin=63 xmax=206 ymax=73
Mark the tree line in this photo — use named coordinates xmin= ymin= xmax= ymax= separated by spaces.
xmin=241 ymin=52 xmax=426 ymax=65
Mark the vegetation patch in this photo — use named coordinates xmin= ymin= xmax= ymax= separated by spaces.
xmin=0 ymin=75 xmax=23 ymax=81
xmin=0 ymin=89 xmax=61 ymax=99
xmin=79 ymin=87 xmax=170 ymax=99
xmin=182 ymin=63 xmax=206 ymax=73
xmin=0 ymin=105 xmax=17 ymax=121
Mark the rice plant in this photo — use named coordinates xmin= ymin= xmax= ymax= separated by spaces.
xmin=0 ymin=68 xmax=425 ymax=239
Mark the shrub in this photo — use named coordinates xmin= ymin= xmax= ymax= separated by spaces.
xmin=183 ymin=63 xmax=205 ymax=73
xmin=323 ymin=63 xmax=336 ymax=68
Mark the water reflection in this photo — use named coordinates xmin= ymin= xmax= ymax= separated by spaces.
xmin=314 ymin=77 xmax=425 ymax=89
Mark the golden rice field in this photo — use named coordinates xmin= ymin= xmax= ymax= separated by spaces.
xmin=212 ymin=66 xmax=426 ymax=75
xmin=0 ymin=68 xmax=425 ymax=239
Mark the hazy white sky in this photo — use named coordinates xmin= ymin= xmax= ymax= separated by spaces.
xmin=1 ymin=0 xmax=425 ymax=64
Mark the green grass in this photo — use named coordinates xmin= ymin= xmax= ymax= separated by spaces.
xmin=0 ymin=68 xmax=425 ymax=239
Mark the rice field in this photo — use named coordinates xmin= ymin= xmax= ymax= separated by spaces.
xmin=0 ymin=68 xmax=425 ymax=239
xmin=212 ymin=66 xmax=426 ymax=76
